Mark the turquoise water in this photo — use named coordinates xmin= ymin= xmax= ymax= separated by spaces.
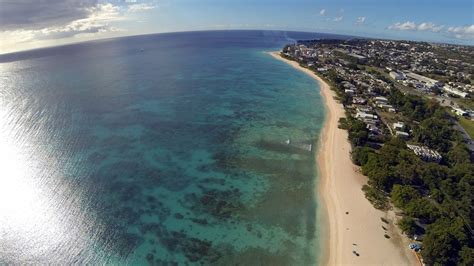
xmin=0 ymin=31 xmax=327 ymax=264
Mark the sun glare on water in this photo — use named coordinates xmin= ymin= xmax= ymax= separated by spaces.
xmin=0 ymin=101 xmax=105 ymax=262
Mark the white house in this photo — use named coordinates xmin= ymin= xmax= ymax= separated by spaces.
xmin=396 ymin=131 xmax=410 ymax=138
xmin=393 ymin=122 xmax=405 ymax=130
xmin=389 ymin=71 xmax=406 ymax=80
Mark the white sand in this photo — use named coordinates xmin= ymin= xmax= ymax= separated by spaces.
xmin=269 ymin=52 xmax=418 ymax=266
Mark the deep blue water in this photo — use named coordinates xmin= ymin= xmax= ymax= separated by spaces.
xmin=0 ymin=30 xmax=343 ymax=264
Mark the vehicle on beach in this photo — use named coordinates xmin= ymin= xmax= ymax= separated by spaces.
xmin=409 ymin=243 xmax=421 ymax=252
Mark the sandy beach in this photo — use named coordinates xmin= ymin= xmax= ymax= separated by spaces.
xmin=269 ymin=52 xmax=418 ymax=266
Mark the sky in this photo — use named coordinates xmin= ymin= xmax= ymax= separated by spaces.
xmin=0 ymin=0 xmax=473 ymax=54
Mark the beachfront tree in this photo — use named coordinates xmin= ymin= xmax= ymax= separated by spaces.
xmin=351 ymin=146 xmax=374 ymax=166
xmin=446 ymin=144 xmax=471 ymax=166
xmin=404 ymin=198 xmax=439 ymax=223
xmin=422 ymin=217 xmax=468 ymax=266
xmin=459 ymin=246 xmax=474 ymax=265
xmin=398 ymin=216 xmax=417 ymax=237
xmin=391 ymin=185 xmax=420 ymax=209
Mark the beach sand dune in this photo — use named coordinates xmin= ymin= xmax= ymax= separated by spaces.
xmin=269 ymin=52 xmax=418 ymax=266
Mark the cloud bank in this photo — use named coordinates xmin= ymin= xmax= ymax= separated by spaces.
xmin=0 ymin=0 xmax=98 ymax=31
xmin=447 ymin=25 xmax=474 ymax=39
xmin=388 ymin=21 xmax=443 ymax=32
xmin=389 ymin=21 xmax=474 ymax=39
xmin=0 ymin=0 xmax=158 ymax=49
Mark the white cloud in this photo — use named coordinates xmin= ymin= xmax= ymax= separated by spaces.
xmin=389 ymin=21 xmax=444 ymax=32
xmin=1 ymin=3 xmax=123 ymax=43
xmin=319 ymin=9 xmax=326 ymax=16
xmin=0 ymin=0 xmax=98 ymax=31
xmin=0 ymin=1 xmax=161 ymax=51
xmin=389 ymin=21 xmax=416 ymax=31
xmin=127 ymin=3 xmax=157 ymax=13
xmin=447 ymin=25 xmax=474 ymax=39
xmin=355 ymin=16 xmax=366 ymax=25
xmin=388 ymin=21 xmax=474 ymax=40
xmin=417 ymin=22 xmax=444 ymax=32
xmin=0 ymin=3 xmax=123 ymax=54
xmin=334 ymin=16 xmax=343 ymax=22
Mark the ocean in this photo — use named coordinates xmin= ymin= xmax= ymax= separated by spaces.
xmin=0 ymin=30 xmax=344 ymax=265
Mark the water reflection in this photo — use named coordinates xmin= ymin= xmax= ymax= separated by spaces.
xmin=0 ymin=105 xmax=107 ymax=263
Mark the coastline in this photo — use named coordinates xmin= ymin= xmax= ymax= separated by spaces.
xmin=268 ymin=51 xmax=418 ymax=265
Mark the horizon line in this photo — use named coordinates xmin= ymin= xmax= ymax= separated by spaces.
xmin=1 ymin=29 xmax=472 ymax=57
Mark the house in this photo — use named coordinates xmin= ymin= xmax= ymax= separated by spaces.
xmin=443 ymin=86 xmax=468 ymax=98
xmin=344 ymin=89 xmax=355 ymax=95
xmin=356 ymin=111 xmax=378 ymax=120
xmin=396 ymin=131 xmax=410 ymax=138
xmin=393 ymin=122 xmax=405 ymax=130
xmin=352 ymin=97 xmax=366 ymax=104
xmin=389 ymin=71 xmax=406 ymax=80
xmin=357 ymin=106 xmax=373 ymax=113
xmin=377 ymin=103 xmax=394 ymax=110
xmin=407 ymin=144 xmax=442 ymax=163
xmin=374 ymin=96 xmax=388 ymax=103
xmin=367 ymin=124 xmax=381 ymax=134
xmin=348 ymin=53 xmax=367 ymax=63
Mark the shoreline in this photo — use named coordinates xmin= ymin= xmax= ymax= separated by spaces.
xmin=268 ymin=51 xmax=417 ymax=265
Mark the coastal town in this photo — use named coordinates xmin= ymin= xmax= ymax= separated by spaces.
xmin=282 ymin=40 xmax=473 ymax=147
xmin=280 ymin=39 xmax=474 ymax=265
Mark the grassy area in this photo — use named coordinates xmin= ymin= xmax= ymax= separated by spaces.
xmin=455 ymin=98 xmax=474 ymax=110
xmin=459 ymin=117 xmax=474 ymax=139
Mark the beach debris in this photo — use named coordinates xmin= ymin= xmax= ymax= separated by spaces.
xmin=384 ymin=234 xmax=391 ymax=239
xmin=380 ymin=217 xmax=389 ymax=224
xmin=345 ymin=211 xmax=349 ymax=214
xmin=352 ymin=250 xmax=360 ymax=256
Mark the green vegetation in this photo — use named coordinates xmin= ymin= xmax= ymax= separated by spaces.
xmin=338 ymin=117 xmax=369 ymax=146
xmin=362 ymin=184 xmax=389 ymax=210
xmin=391 ymin=185 xmax=421 ymax=209
xmin=398 ymin=216 xmax=417 ymax=237
xmin=332 ymin=73 xmax=473 ymax=265
xmin=422 ymin=217 xmax=471 ymax=265
xmin=459 ymin=117 xmax=474 ymax=139
xmin=457 ymin=98 xmax=474 ymax=110
xmin=351 ymin=146 xmax=374 ymax=166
